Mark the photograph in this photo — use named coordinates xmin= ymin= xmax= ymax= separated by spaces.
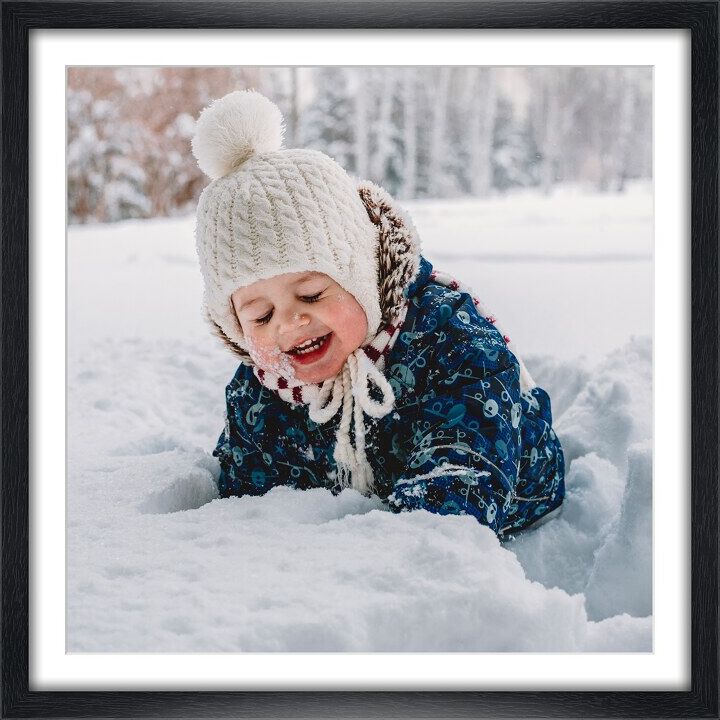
xmin=3 ymin=1 xmax=717 ymax=717
xmin=66 ymin=64 xmax=653 ymax=652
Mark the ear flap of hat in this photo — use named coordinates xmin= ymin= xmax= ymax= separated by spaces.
xmin=357 ymin=180 xmax=422 ymax=325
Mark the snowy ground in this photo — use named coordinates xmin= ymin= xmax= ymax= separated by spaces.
xmin=67 ymin=184 xmax=653 ymax=652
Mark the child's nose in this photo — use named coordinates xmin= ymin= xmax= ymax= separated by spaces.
xmin=277 ymin=307 xmax=310 ymax=334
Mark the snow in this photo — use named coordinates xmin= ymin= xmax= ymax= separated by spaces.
xmin=67 ymin=185 xmax=653 ymax=652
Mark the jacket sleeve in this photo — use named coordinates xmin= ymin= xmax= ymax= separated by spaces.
xmin=212 ymin=370 xmax=305 ymax=498
xmin=386 ymin=299 xmax=524 ymax=535
xmin=499 ymin=383 xmax=565 ymax=535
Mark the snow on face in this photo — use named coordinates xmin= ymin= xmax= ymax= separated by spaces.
xmin=244 ymin=333 xmax=297 ymax=379
xmin=232 ymin=271 xmax=368 ymax=384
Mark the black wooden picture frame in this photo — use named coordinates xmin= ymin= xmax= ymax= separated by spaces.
xmin=2 ymin=1 xmax=718 ymax=717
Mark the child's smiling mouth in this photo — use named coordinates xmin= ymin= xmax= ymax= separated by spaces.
xmin=286 ymin=333 xmax=332 ymax=364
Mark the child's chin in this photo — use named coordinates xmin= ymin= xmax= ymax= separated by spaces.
xmin=294 ymin=359 xmax=343 ymax=384
xmin=296 ymin=368 xmax=337 ymax=384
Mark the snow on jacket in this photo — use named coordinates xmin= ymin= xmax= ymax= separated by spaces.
xmin=210 ymin=182 xmax=565 ymax=537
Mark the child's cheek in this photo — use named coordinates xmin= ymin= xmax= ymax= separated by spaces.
xmin=329 ymin=290 xmax=368 ymax=340
xmin=329 ymin=290 xmax=356 ymax=320
xmin=244 ymin=332 xmax=297 ymax=378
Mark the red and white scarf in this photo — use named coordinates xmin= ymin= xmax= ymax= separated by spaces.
xmin=252 ymin=271 xmax=535 ymax=494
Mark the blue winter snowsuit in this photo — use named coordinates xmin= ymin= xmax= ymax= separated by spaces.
xmin=213 ymin=254 xmax=565 ymax=538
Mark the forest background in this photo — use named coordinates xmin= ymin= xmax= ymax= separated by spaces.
xmin=67 ymin=66 xmax=652 ymax=225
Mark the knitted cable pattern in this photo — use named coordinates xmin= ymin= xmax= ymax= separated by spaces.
xmin=294 ymin=155 xmax=351 ymax=268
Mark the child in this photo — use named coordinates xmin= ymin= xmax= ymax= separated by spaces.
xmin=192 ymin=90 xmax=565 ymax=538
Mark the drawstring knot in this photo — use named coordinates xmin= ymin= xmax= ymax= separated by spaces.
xmin=308 ymin=348 xmax=396 ymax=494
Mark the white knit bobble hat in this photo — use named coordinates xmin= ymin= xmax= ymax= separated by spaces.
xmin=192 ymin=89 xmax=382 ymax=352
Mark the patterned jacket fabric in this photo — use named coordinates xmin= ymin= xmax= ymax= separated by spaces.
xmin=213 ymin=255 xmax=565 ymax=537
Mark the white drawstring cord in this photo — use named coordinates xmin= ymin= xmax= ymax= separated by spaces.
xmin=308 ymin=347 xmax=397 ymax=494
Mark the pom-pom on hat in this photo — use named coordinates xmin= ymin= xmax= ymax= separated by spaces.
xmin=191 ymin=90 xmax=285 ymax=180
xmin=192 ymin=89 xmax=382 ymax=354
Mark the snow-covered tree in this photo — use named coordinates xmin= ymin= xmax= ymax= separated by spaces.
xmin=300 ymin=67 xmax=355 ymax=171
xmin=602 ymin=67 xmax=649 ymax=192
xmin=68 ymin=66 xmax=262 ymax=223
xmin=263 ymin=68 xmax=302 ymax=148
xmin=453 ymin=67 xmax=497 ymax=197
xmin=525 ymin=66 xmax=652 ymax=194
xmin=67 ymin=86 xmax=150 ymax=223
xmin=527 ymin=68 xmax=564 ymax=195
xmin=367 ymin=67 xmax=400 ymax=186
xmin=492 ymin=95 xmax=540 ymax=192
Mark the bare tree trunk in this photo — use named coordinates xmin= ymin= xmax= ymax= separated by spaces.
xmin=465 ymin=68 xmax=497 ymax=196
xmin=401 ymin=67 xmax=417 ymax=199
xmin=370 ymin=69 xmax=397 ymax=182
xmin=613 ymin=67 xmax=639 ymax=192
xmin=354 ymin=71 xmax=369 ymax=179
xmin=288 ymin=67 xmax=300 ymax=147
xmin=476 ymin=68 xmax=497 ymax=196
xmin=428 ymin=66 xmax=451 ymax=196
xmin=529 ymin=68 xmax=562 ymax=196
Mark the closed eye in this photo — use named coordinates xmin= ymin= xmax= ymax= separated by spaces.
xmin=254 ymin=310 xmax=273 ymax=326
xmin=253 ymin=290 xmax=324 ymax=326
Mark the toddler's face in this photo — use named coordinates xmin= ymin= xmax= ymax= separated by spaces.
xmin=232 ymin=271 xmax=368 ymax=384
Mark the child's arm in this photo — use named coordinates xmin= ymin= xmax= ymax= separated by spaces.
xmin=212 ymin=370 xmax=302 ymax=498
xmin=386 ymin=296 xmax=528 ymax=535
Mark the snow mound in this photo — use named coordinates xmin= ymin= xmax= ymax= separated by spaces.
xmin=138 ymin=452 xmax=220 ymax=514
xmin=508 ymin=452 xmax=625 ymax=596
xmin=520 ymin=353 xmax=593 ymax=421
xmin=507 ymin=337 xmax=652 ymax=623
xmin=585 ymin=441 xmax=653 ymax=619
xmin=584 ymin=613 xmax=652 ymax=652
xmin=68 ymin=481 xmax=649 ymax=652
xmin=553 ymin=335 xmax=652 ymax=474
